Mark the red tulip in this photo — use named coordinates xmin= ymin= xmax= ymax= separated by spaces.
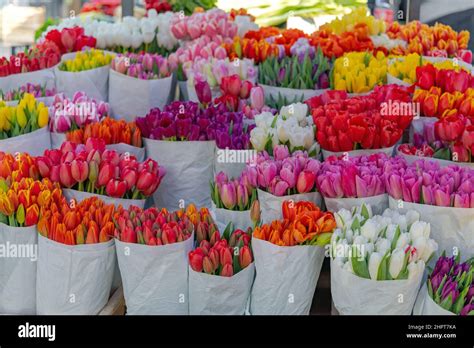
xmin=239 ymin=245 xmax=252 ymax=269
xmin=59 ymin=163 xmax=75 ymax=188
xmin=122 ymin=168 xmax=137 ymax=190
xmin=25 ymin=205 xmax=39 ymax=226
xmin=422 ymin=94 xmax=439 ymax=117
xmin=122 ymin=226 xmax=137 ymax=243
xmin=451 ymin=142 xmax=469 ymax=162
xmin=162 ymin=226 xmax=177 ymax=245
xmin=337 ymin=132 xmax=353 ymax=152
xmin=462 ymin=125 xmax=474 ymax=150
xmin=435 ymin=114 xmax=465 ymax=142
xmin=71 ymin=159 xmax=89 ymax=183
xmin=97 ymin=162 xmax=115 ymax=187
xmin=221 ymin=74 xmax=241 ymax=96
xmin=221 ymin=263 xmax=234 ymax=277
xmin=136 ymin=170 xmax=159 ymax=194
xmin=416 ymin=64 xmax=436 ymax=90
xmin=105 ymin=179 xmax=127 ymax=198
xmin=189 ymin=249 xmax=204 ymax=272
xmin=240 ymin=80 xmax=253 ymax=99
xmin=219 ymin=247 xmax=233 ymax=266
xmin=296 ymin=170 xmax=316 ymax=193
xmin=203 ymin=256 xmax=214 ymax=274
xmin=36 ymin=157 xmax=52 ymax=178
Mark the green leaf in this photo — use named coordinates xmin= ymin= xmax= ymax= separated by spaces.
xmin=350 ymin=216 xmax=360 ymax=231
xmin=360 ymin=204 xmax=370 ymax=219
xmin=377 ymin=252 xmax=390 ymax=280
xmin=222 ymin=222 xmax=233 ymax=242
xmin=390 ymin=226 xmax=401 ymax=251
xmin=351 ymin=245 xmax=370 ymax=279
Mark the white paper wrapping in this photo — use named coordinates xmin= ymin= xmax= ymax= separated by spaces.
xmin=331 ymin=258 xmax=424 ymax=315
xmin=395 ymin=146 xmax=474 ymax=169
xmin=187 ymin=84 xmax=220 ymax=103
xmin=324 ymin=194 xmax=388 ymax=215
xmin=50 ymin=132 xmax=67 ymax=149
xmin=55 ymin=52 xmax=110 ymax=102
xmin=144 ymin=138 xmax=215 ymax=211
xmin=109 ymin=69 xmax=173 ymax=121
xmin=389 ymin=196 xmax=474 ymax=259
xmin=321 ymin=146 xmax=395 ymax=159
xmin=0 ymin=224 xmax=37 ymax=314
xmin=105 ymin=143 xmax=146 ymax=162
xmin=413 ymin=284 xmax=455 ymax=315
xmin=387 ymin=73 xmax=411 ymax=87
xmin=188 ymin=263 xmax=255 ymax=315
xmin=250 ymin=237 xmax=325 ymax=315
xmin=211 ymin=202 xmax=252 ymax=231
xmin=0 ymin=67 xmax=55 ymax=93
xmin=36 ymin=235 xmax=115 ymax=315
xmin=260 ymin=84 xmax=327 ymax=102
xmin=257 ymin=189 xmax=322 ymax=224
xmin=0 ymin=127 xmax=51 ymax=156
xmin=178 ymin=81 xmax=189 ymax=101
xmin=214 ymin=148 xmax=253 ymax=178
xmin=115 ymin=234 xmax=193 ymax=315
xmin=62 ymin=189 xmax=146 ymax=210
xmin=214 ymin=161 xmax=247 ymax=179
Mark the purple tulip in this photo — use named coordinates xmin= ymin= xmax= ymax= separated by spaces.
xmin=434 ymin=188 xmax=451 ymax=207
xmin=441 ymin=279 xmax=459 ymax=304
xmin=271 ymin=177 xmax=290 ymax=196
xmin=195 ymin=80 xmax=212 ymax=105
xmin=461 ymin=303 xmax=474 ymax=316
xmin=273 ymin=145 xmax=290 ymax=161
xmin=341 ymin=165 xmax=357 ymax=197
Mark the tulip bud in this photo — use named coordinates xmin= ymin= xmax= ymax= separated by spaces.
xmin=203 ymin=256 xmax=214 ymax=274
xmin=189 ymin=249 xmax=204 ymax=272
xmin=220 ymin=263 xmax=234 ymax=277
xmin=219 ymin=247 xmax=233 ymax=266
xmin=240 ymin=80 xmax=253 ymax=99
xmin=195 ymin=80 xmax=212 ymax=105
xmin=239 ymin=245 xmax=252 ymax=269
xmin=250 ymin=199 xmax=260 ymax=225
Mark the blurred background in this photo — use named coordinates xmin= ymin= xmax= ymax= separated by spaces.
xmin=1 ymin=0 xmax=473 ymax=55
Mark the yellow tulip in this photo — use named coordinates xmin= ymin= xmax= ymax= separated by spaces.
xmin=38 ymin=107 xmax=49 ymax=128
xmin=16 ymin=107 xmax=27 ymax=128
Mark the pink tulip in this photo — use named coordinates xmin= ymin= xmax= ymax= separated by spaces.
xmin=195 ymin=80 xmax=212 ymax=105
xmin=221 ymin=263 xmax=234 ymax=277
xmin=250 ymin=86 xmax=264 ymax=111
xmin=53 ymin=112 xmax=71 ymax=133
xmin=271 ymin=177 xmax=290 ymax=196
xmin=273 ymin=145 xmax=290 ymax=161
xmin=59 ymin=163 xmax=75 ymax=188
xmin=434 ymin=188 xmax=451 ymax=207
xmin=237 ymin=183 xmax=249 ymax=210
xmin=341 ymin=165 xmax=357 ymax=197
xmin=422 ymin=185 xmax=433 ymax=205
xmin=97 ymin=163 xmax=115 ymax=187
xmin=453 ymin=193 xmax=470 ymax=208
xmin=106 ymin=179 xmax=127 ymax=198
xmin=296 ymin=170 xmax=316 ymax=193
xmin=71 ymin=159 xmax=89 ymax=183
xmin=220 ymin=182 xmax=237 ymax=209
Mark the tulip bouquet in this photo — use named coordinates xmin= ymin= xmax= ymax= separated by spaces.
xmin=188 ymin=223 xmax=255 ymax=315
xmin=184 ymin=57 xmax=257 ymax=100
xmin=171 ymin=8 xmax=238 ymax=42
xmin=398 ymin=114 xmax=474 ymax=163
xmin=41 ymin=11 xmax=179 ymax=55
xmin=0 ymin=152 xmax=39 ymax=181
xmin=251 ymin=148 xmax=322 ymax=223
xmin=0 ymin=94 xmax=49 ymax=139
xmin=36 ymin=141 xmax=164 ymax=203
xmin=210 ymin=170 xmax=257 ymax=230
xmin=258 ymin=46 xmax=330 ymax=91
xmin=0 ymin=83 xmax=56 ymax=102
xmin=320 ymin=7 xmax=386 ymax=36
xmin=36 ymin=196 xmax=116 ymax=315
xmin=415 ymin=65 xmax=474 ymax=96
xmin=413 ymin=88 xmax=474 ymax=119
xmin=388 ymin=54 xmax=471 ymax=86
xmin=66 ymin=117 xmax=142 ymax=148
xmin=309 ymin=25 xmax=375 ymax=59
xmin=40 ymin=26 xmax=97 ymax=55
xmin=250 ymin=103 xmax=318 ymax=156
xmin=114 ymin=205 xmax=193 ymax=246
xmin=179 ymin=203 xmax=215 ymax=232
xmin=113 ymin=205 xmax=195 ymax=315
xmin=0 ymin=177 xmax=59 ymax=227
xmin=111 ymin=53 xmax=173 ymax=79
xmin=58 ymin=49 xmax=114 ymax=72
xmin=250 ymin=200 xmax=334 ymax=315
xmin=331 ymin=51 xmax=388 ymax=93
xmin=0 ymin=49 xmax=60 ymax=78
xmin=387 ymin=21 xmax=472 ymax=63
xmin=317 ymin=153 xmax=390 ymax=214
xmin=423 ymin=254 xmax=474 ymax=315
xmin=222 ymin=36 xmax=282 ymax=64
xmin=330 ymin=204 xmax=437 ymax=314
xmin=309 ymin=86 xmax=414 ymax=155
xmin=49 ymin=92 xmax=109 ymax=134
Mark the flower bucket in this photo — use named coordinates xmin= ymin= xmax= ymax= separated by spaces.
xmin=0 ymin=127 xmax=51 ymax=156
xmin=260 ymin=84 xmax=328 ymax=103
xmin=250 ymin=237 xmax=325 ymax=315
xmin=0 ymin=67 xmax=55 ymax=93
xmin=115 ymin=234 xmax=193 ymax=315
xmin=321 ymin=146 xmax=395 ymax=159
xmin=188 ymin=263 xmax=255 ymax=315
xmin=324 ymin=194 xmax=389 ymax=216
xmin=409 ymin=117 xmax=437 ymax=143
xmin=109 ymin=69 xmax=173 ymax=122
xmin=0 ymin=223 xmax=37 ymax=314
xmin=211 ymin=202 xmax=252 ymax=231
xmin=36 ymin=235 xmax=115 ymax=314
xmin=413 ymin=284 xmax=455 ymax=315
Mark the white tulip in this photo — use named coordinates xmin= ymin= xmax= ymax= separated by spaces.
xmin=420 ymin=239 xmax=438 ymax=263
xmin=375 ymin=238 xmax=391 ymax=255
xmin=287 ymin=128 xmax=305 ymax=149
xmin=344 ymin=228 xmax=354 ymax=244
xmin=364 ymin=242 xmax=374 ymax=257
xmin=335 ymin=209 xmax=352 ymax=228
xmin=250 ymin=128 xmax=268 ymax=151
xmin=302 ymin=127 xmax=315 ymax=150
xmin=396 ymin=232 xmax=410 ymax=249
xmin=409 ymin=221 xmax=431 ymax=241
xmin=353 ymin=235 xmax=368 ymax=248
xmin=385 ymin=224 xmax=398 ymax=241
xmin=389 ymin=248 xmax=405 ymax=279
xmin=254 ymin=112 xmax=274 ymax=129
xmin=393 ymin=215 xmax=407 ymax=232
xmin=360 ymin=220 xmax=379 ymax=242
xmin=276 ymin=123 xmax=291 ymax=143
xmin=343 ymin=260 xmax=354 ymax=274
xmin=412 ymin=236 xmax=428 ymax=262
xmin=405 ymin=209 xmax=420 ymax=227
xmin=408 ymin=261 xmax=424 ymax=279
xmin=368 ymin=252 xmax=383 ymax=280
xmin=280 ymin=103 xmax=308 ymax=122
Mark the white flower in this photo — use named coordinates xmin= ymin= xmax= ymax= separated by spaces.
xmin=364 ymin=242 xmax=374 ymax=257
xmin=396 ymin=232 xmax=410 ymax=249
xmin=287 ymin=127 xmax=306 ymax=149
xmin=392 ymin=214 xmax=407 ymax=232
xmin=405 ymin=209 xmax=420 ymax=227
xmin=412 ymin=236 xmax=428 ymax=262
xmin=389 ymin=248 xmax=405 ymax=279
xmin=409 ymin=221 xmax=431 ymax=240
xmin=343 ymin=260 xmax=354 ymax=274
xmin=385 ymin=224 xmax=398 ymax=241
xmin=408 ymin=261 xmax=424 ymax=279
xmin=302 ymin=127 xmax=315 ymax=150
xmin=420 ymin=239 xmax=438 ymax=263
xmin=280 ymin=103 xmax=308 ymax=122
xmin=250 ymin=128 xmax=268 ymax=151
xmin=345 ymin=228 xmax=354 ymax=244
xmin=375 ymin=238 xmax=391 ymax=255
xmin=360 ymin=219 xmax=379 ymax=242
xmin=254 ymin=112 xmax=274 ymax=130
xmin=368 ymin=252 xmax=382 ymax=280
xmin=353 ymin=235 xmax=368 ymax=246
xmin=335 ymin=209 xmax=352 ymax=228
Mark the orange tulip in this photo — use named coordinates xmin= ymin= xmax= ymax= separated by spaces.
xmin=25 ymin=204 xmax=39 ymax=226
